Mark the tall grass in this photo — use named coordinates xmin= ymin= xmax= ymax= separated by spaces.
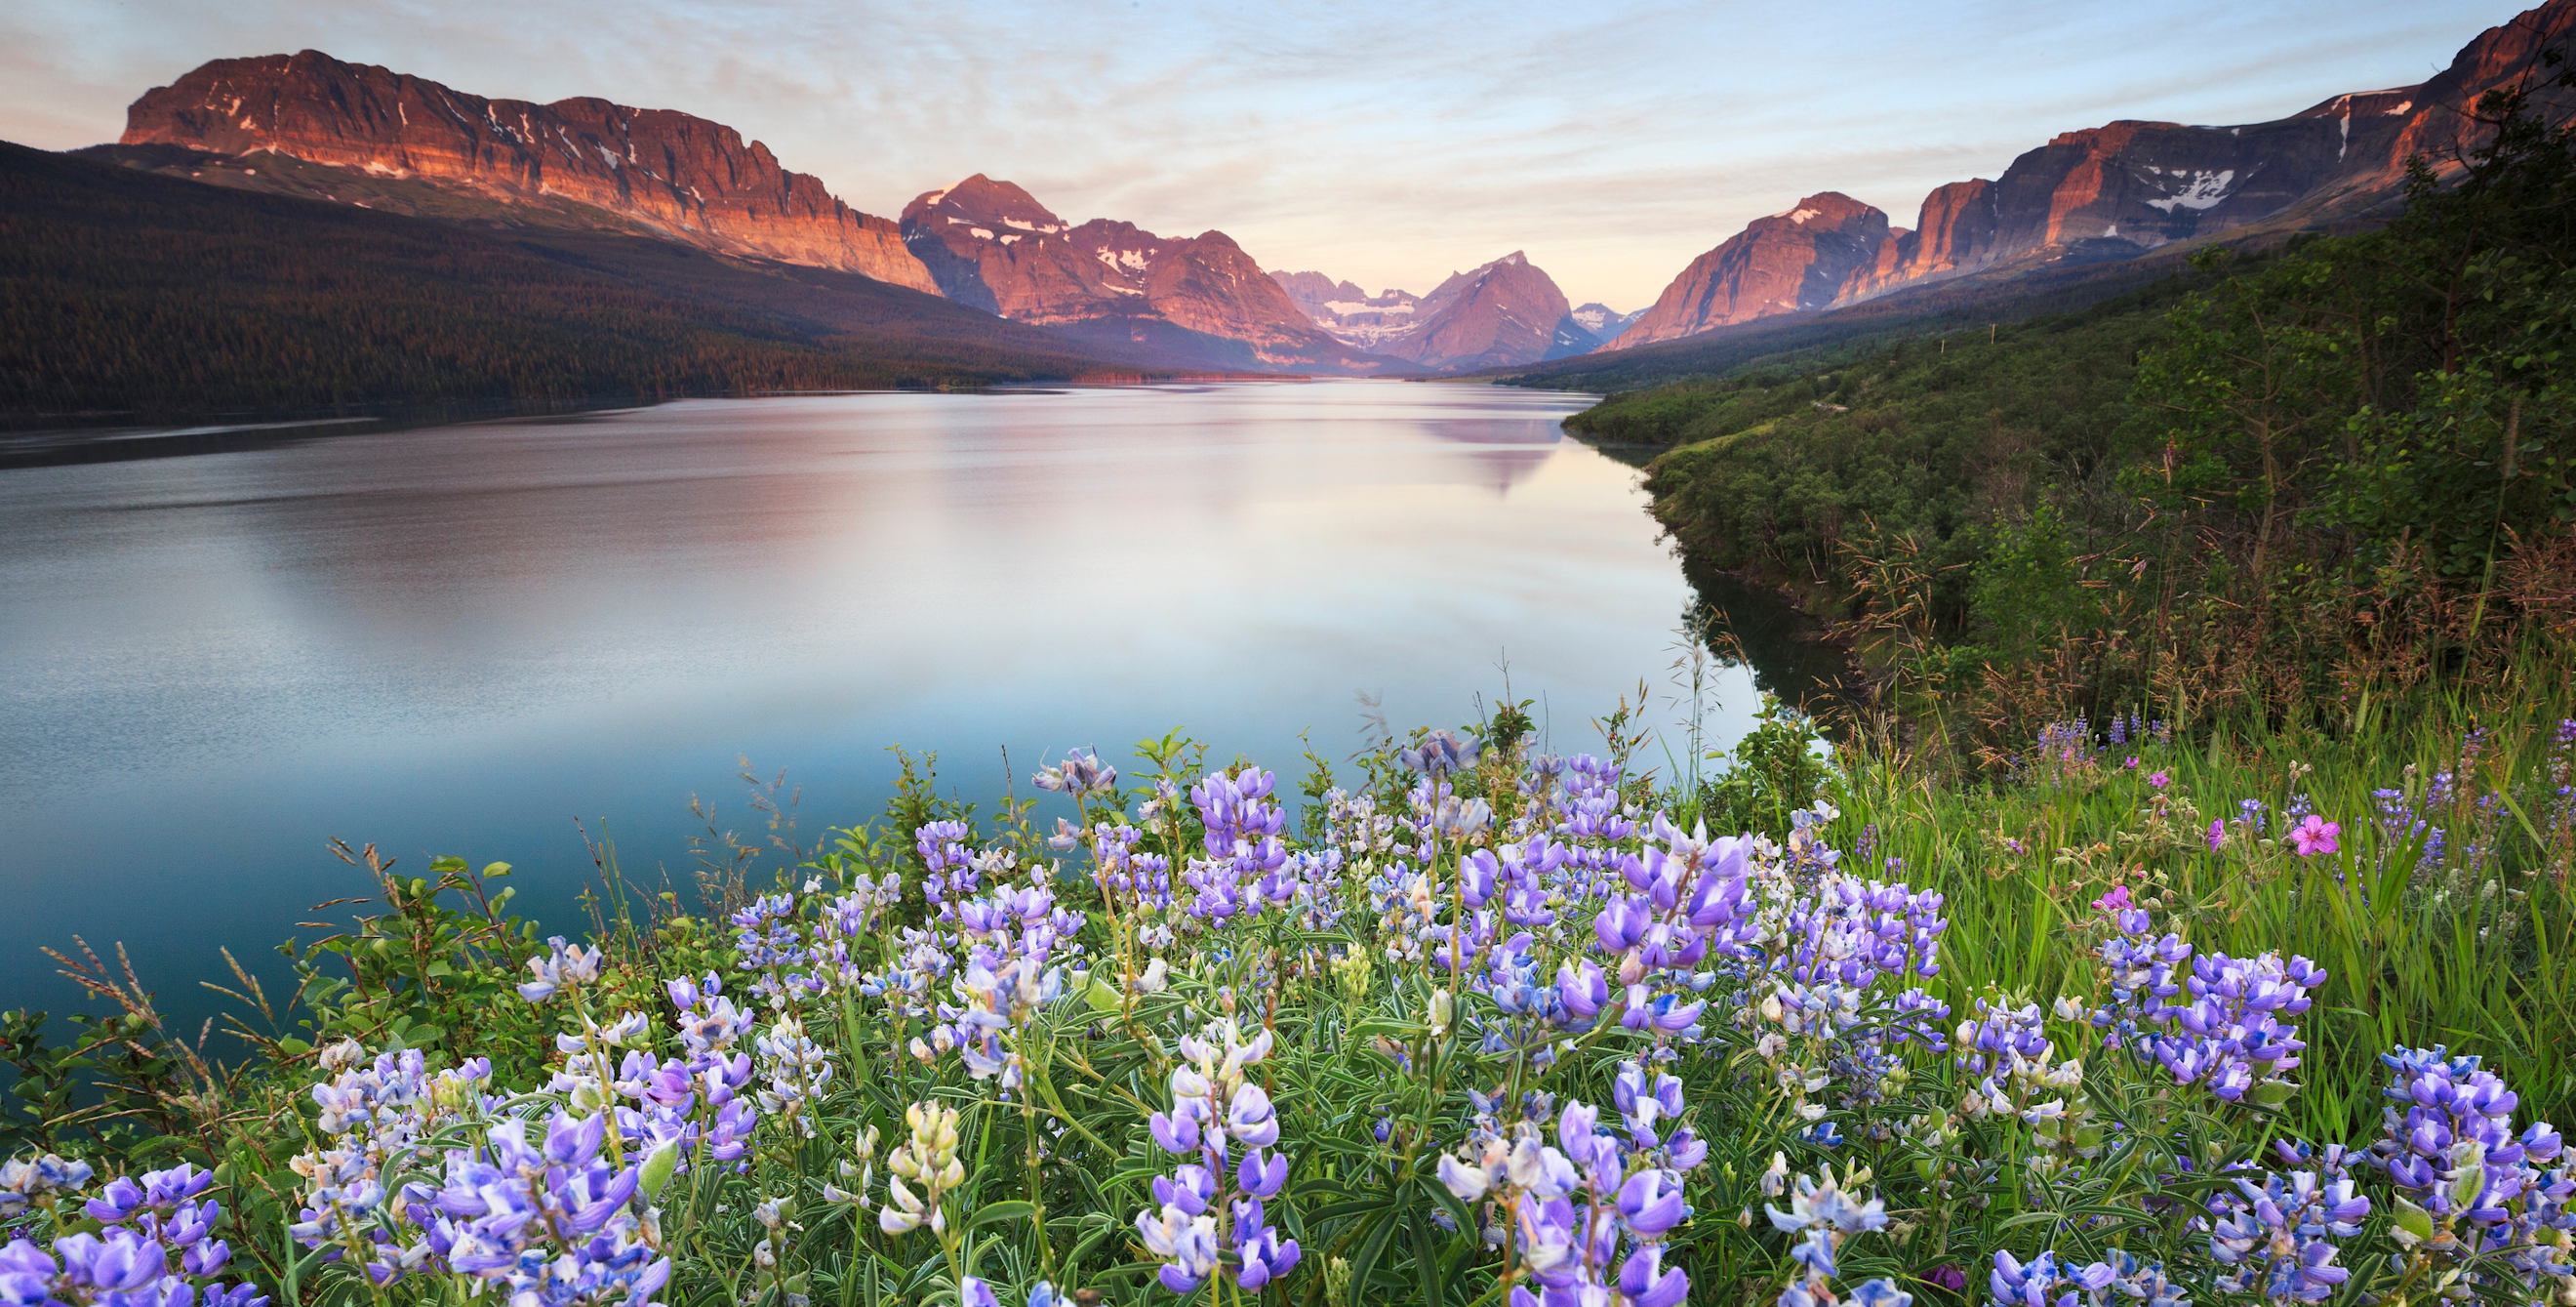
xmin=1816 ymin=664 xmax=2576 ymax=1139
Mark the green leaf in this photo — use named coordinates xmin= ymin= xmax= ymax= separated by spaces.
xmin=1346 ymin=1206 xmax=1403 ymax=1297
xmin=963 ymin=1200 xmax=1038 ymax=1232
xmin=1410 ymin=1209 xmax=1444 ymax=1307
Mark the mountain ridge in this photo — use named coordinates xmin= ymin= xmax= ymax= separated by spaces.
xmin=1606 ymin=0 xmax=2576 ymax=350
xmin=1267 ymin=253 xmax=1601 ymax=370
xmin=0 ymin=140 xmax=1164 ymax=431
xmin=118 ymin=50 xmax=941 ymax=294
xmin=112 ymin=56 xmax=1403 ymax=374
xmin=75 ymin=1 xmax=2576 ymax=373
xmin=899 ymin=174 xmax=1403 ymax=374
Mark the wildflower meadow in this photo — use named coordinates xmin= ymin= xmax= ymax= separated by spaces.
xmin=2 ymin=682 xmax=2572 ymax=1307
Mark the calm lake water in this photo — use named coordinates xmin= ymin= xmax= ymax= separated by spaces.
xmin=0 ymin=381 xmax=1818 ymax=1024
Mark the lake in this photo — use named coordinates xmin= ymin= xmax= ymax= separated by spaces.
xmin=0 ymin=380 xmax=1820 ymax=1026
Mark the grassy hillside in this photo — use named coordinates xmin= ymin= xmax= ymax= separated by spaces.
xmin=0 ymin=142 xmax=1152 ymax=427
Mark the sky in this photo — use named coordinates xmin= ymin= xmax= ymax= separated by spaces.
xmin=0 ymin=0 xmax=2516 ymax=309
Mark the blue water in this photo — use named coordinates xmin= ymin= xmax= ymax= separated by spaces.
xmin=0 ymin=380 xmax=1795 ymax=1029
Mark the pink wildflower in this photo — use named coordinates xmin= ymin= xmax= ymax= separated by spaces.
xmin=2124 ymin=756 xmax=2140 ymax=769
xmin=2289 ymin=814 xmax=2341 ymax=856
xmin=2094 ymin=884 xmax=2134 ymax=916
xmin=2207 ymin=819 xmax=2226 ymax=851
xmin=2148 ymin=770 xmax=2170 ymax=789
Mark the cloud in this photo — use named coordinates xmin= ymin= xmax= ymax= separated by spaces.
xmin=0 ymin=0 xmax=2510 ymax=306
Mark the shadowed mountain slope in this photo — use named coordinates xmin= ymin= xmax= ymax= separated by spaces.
xmin=0 ymin=141 xmax=1154 ymax=427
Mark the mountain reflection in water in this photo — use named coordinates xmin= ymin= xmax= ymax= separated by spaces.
xmin=0 ymin=380 xmax=1823 ymax=1024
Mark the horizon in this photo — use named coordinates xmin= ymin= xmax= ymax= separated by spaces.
xmin=0 ymin=0 xmax=2516 ymax=309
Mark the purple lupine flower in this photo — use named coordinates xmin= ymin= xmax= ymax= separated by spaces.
xmin=1135 ymin=1204 xmax=1221 ymax=1293
xmin=1138 ymin=1018 xmax=1301 ymax=1296
xmin=1620 ymin=1246 xmax=1691 ymax=1307
xmin=2090 ymin=906 xmax=2323 ymax=1104
xmin=1617 ymin=1170 xmax=1687 ymax=1235
xmin=1152 ymin=1165 xmax=1216 ymax=1216
xmin=1231 ymin=1197 xmax=1302 ymax=1289
xmin=1227 ymin=1085 xmax=1279 ymax=1148
xmin=1398 ymin=730 xmax=1482 ymax=778
xmin=1236 ymin=1150 xmax=1288 ymax=1200
xmin=515 ymin=936 xmax=602 ymax=1002
xmin=1987 ymin=1248 xmax=2179 ymax=1307
xmin=1150 ymin=1109 xmax=1201 ymax=1157
xmin=1033 ymin=747 xmax=1117 ymax=796
xmin=2368 ymin=1043 xmax=2574 ymax=1295
xmin=1557 ymin=960 xmax=1608 ymax=1018
xmin=2208 ymin=1169 xmax=2369 ymax=1302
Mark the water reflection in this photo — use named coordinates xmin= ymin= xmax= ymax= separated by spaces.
xmin=1686 ymin=568 xmax=1853 ymax=715
xmin=0 ymin=380 xmax=1823 ymax=1027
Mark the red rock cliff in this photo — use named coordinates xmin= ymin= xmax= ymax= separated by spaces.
xmin=1607 ymin=193 xmax=1889 ymax=351
xmin=121 ymin=51 xmax=939 ymax=293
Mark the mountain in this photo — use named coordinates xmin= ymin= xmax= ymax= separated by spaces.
xmin=901 ymin=175 xmax=1402 ymax=373
xmin=117 ymin=50 xmax=939 ymax=294
xmin=1612 ymin=194 xmax=1891 ymax=350
xmin=1610 ymin=0 xmax=2576 ymax=350
xmin=1396 ymin=253 xmax=1593 ymax=368
xmin=1268 ymin=252 xmax=1596 ymax=369
xmin=0 ymin=140 xmax=1148 ymax=432
xmin=1268 ymin=272 xmax=1426 ymax=351
xmin=2318 ymin=0 xmax=2576 ymax=202
xmin=1569 ymin=304 xmax=1638 ymax=346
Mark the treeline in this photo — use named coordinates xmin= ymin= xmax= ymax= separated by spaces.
xmin=1575 ymin=89 xmax=2576 ymax=755
xmin=0 ymin=143 xmax=1134 ymax=426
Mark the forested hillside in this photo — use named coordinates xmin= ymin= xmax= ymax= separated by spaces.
xmin=0 ymin=143 xmax=1146 ymax=426
xmin=1581 ymin=91 xmax=2576 ymax=753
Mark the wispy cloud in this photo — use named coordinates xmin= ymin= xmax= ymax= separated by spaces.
xmin=0 ymin=0 xmax=2508 ymax=306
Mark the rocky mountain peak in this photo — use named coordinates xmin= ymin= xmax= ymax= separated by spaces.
xmin=1569 ymin=303 xmax=1639 ymax=346
xmin=1269 ymin=271 xmax=1369 ymax=318
xmin=1275 ymin=251 xmax=1590 ymax=370
xmin=1771 ymin=192 xmax=1880 ymax=230
xmin=1606 ymin=195 xmax=1893 ymax=350
xmin=902 ymin=174 xmax=1067 ymax=238
xmin=897 ymin=179 xmax=1389 ymax=372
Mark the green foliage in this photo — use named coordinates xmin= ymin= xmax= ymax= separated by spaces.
xmin=1629 ymin=284 xmax=2177 ymax=608
xmin=1961 ymin=501 xmax=2097 ymax=661
xmin=1603 ymin=88 xmax=2576 ymax=751
xmin=1691 ymin=693 xmax=1831 ymax=837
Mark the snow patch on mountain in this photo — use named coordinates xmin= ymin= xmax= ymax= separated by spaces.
xmin=2145 ymin=168 xmax=2236 ymax=213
